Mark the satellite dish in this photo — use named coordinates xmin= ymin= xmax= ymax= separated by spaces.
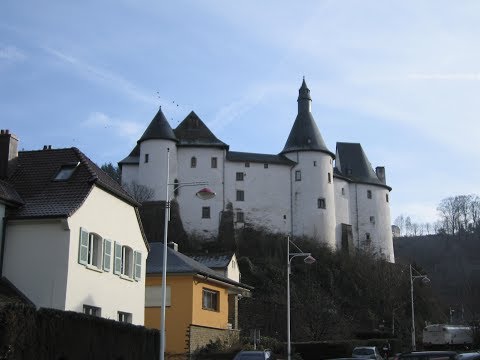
xmin=196 ymin=187 xmax=216 ymax=200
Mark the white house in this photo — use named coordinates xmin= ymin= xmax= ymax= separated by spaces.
xmin=120 ymin=79 xmax=394 ymax=262
xmin=0 ymin=130 xmax=149 ymax=325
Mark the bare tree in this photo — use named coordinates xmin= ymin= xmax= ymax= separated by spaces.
xmin=394 ymin=215 xmax=405 ymax=236
xmin=405 ymin=216 xmax=412 ymax=236
xmin=123 ymin=181 xmax=155 ymax=203
xmin=437 ymin=196 xmax=461 ymax=235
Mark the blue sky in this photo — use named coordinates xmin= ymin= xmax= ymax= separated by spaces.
xmin=2 ymin=0 xmax=480 ymax=225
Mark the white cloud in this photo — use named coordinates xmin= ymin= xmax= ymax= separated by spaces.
xmin=84 ymin=112 xmax=144 ymax=139
xmin=0 ymin=46 xmax=26 ymax=62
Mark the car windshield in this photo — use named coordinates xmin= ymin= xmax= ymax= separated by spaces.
xmin=237 ymin=355 xmax=265 ymax=359
xmin=354 ymin=349 xmax=375 ymax=355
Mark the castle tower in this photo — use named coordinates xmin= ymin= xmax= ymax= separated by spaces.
xmin=122 ymin=107 xmax=179 ymax=201
xmin=281 ymin=79 xmax=336 ymax=249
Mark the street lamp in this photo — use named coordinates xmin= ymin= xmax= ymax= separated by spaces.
xmin=287 ymin=236 xmax=315 ymax=360
xmin=410 ymin=264 xmax=430 ymax=351
xmin=160 ymin=148 xmax=215 ymax=360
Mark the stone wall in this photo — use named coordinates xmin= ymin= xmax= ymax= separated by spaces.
xmin=188 ymin=324 xmax=239 ymax=354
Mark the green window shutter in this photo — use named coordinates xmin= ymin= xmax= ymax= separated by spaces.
xmin=78 ymin=228 xmax=89 ymax=265
xmin=114 ymin=242 xmax=122 ymax=275
xmin=103 ymin=239 xmax=112 ymax=272
xmin=134 ymin=251 xmax=142 ymax=281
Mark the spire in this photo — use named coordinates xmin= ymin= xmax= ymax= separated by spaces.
xmin=138 ymin=107 xmax=178 ymax=144
xmin=280 ymin=79 xmax=334 ymax=157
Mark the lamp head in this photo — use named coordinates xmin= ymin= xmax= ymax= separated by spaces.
xmin=422 ymin=276 xmax=431 ymax=285
xmin=196 ymin=187 xmax=216 ymax=200
xmin=304 ymin=255 xmax=316 ymax=264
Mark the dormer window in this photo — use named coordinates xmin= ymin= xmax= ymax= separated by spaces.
xmin=54 ymin=162 xmax=79 ymax=181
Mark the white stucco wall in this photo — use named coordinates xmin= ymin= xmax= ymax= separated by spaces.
xmin=224 ymin=161 xmax=291 ymax=234
xmin=333 ymin=178 xmax=351 ymax=249
xmin=67 ymin=186 xmax=148 ymax=325
xmin=285 ymin=151 xmax=336 ymax=249
xmin=120 ymin=164 xmax=139 ymax=187
xmin=349 ymin=183 xmax=394 ymax=262
xmin=3 ymin=219 xmax=70 ymax=309
xmin=176 ymin=147 xmax=226 ymax=239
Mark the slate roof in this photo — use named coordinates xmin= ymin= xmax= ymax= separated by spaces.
xmin=6 ymin=147 xmax=140 ymax=219
xmin=189 ymin=253 xmax=233 ymax=269
xmin=335 ymin=142 xmax=391 ymax=190
xmin=0 ymin=179 xmax=23 ymax=206
xmin=227 ymin=151 xmax=296 ymax=165
xmin=174 ymin=111 xmax=228 ymax=149
xmin=138 ymin=107 xmax=178 ymax=144
xmin=0 ymin=277 xmax=34 ymax=308
xmin=281 ymin=79 xmax=334 ymax=157
xmin=147 ymin=243 xmax=252 ymax=290
xmin=118 ymin=144 xmax=140 ymax=166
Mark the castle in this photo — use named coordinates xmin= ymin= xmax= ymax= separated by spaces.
xmin=119 ymin=79 xmax=395 ymax=262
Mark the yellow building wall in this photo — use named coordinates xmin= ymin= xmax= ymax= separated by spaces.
xmin=144 ymin=274 xmax=230 ymax=355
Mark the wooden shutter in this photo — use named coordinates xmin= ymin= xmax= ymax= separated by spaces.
xmin=78 ymin=228 xmax=89 ymax=265
xmin=114 ymin=242 xmax=122 ymax=275
xmin=134 ymin=251 xmax=142 ymax=281
xmin=103 ymin=239 xmax=112 ymax=271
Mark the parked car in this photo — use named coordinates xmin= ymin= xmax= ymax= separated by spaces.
xmin=352 ymin=346 xmax=384 ymax=360
xmin=393 ymin=351 xmax=457 ymax=360
xmin=456 ymin=353 xmax=480 ymax=360
xmin=233 ymin=350 xmax=273 ymax=360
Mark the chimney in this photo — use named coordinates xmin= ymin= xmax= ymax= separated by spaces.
xmin=376 ymin=166 xmax=386 ymax=184
xmin=0 ymin=129 xmax=18 ymax=179
xmin=167 ymin=242 xmax=178 ymax=251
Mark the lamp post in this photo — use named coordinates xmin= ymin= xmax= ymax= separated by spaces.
xmin=160 ymin=148 xmax=215 ymax=360
xmin=410 ymin=264 xmax=430 ymax=351
xmin=287 ymin=236 xmax=316 ymax=360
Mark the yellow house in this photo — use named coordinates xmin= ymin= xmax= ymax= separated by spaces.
xmin=145 ymin=243 xmax=252 ymax=357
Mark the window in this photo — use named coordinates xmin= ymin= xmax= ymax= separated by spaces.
xmin=118 ymin=311 xmax=132 ymax=323
xmin=83 ymin=305 xmax=101 ymax=317
xmin=295 ymin=170 xmax=301 ymax=181
xmin=347 ymin=168 xmax=353 ymax=175
xmin=236 ymin=190 xmax=244 ymax=201
xmin=313 ymin=161 xmax=317 ymax=167
xmin=78 ymin=228 xmax=110 ymax=271
xmin=386 ymin=194 xmax=389 ymax=203
xmin=341 ymin=187 xmax=345 ymax=196
xmin=202 ymin=288 xmax=219 ymax=311
xmin=236 ymin=172 xmax=244 ymax=181
xmin=54 ymin=162 xmax=79 ymax=181
xmin=237 ymin=211 xmax=244 ymax=223
xmin=264 ymin=163 xmax=268 ymax=169
xmin=370 ymin=216 xmax=375 ymax=224
xmin=144 ymin=153 xmax=149 ymax=163
xmin=317 ymin=198 xmax=326 ymax=209
xmin=328 ymin=172 xmax=331 ymax=183
xmin=367 ymin=190 xmax=372 ymax=199
xmin=191 ymin=157 xmax=197 ymax=168
xmin=202 ymin=206 xmax=211 ymax=219
xmin=211 ymin=157 xmax=217 ymax=168
xmin=114 ymin=242 xmax=142 ymax=281
xmin=145 ymin=285 xmax=171 ymax=306
xmin=366 ymin=233 xmax=371 ymax=241
xmin=245 ymin=162 xmax=250 ymax=168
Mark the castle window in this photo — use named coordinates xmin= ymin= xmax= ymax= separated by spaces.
xmin=245 ymin=162 xmax=250 ymax=168
xmin=366 ymin=233 xmax=371 ymax=241
xmin=341 ymin=187 xmax=345 ymax=196
xmin=236 ymin=172 xmax=244 ymax=181
xmin=367 ymin=190 xmax=372 ymax=199
xmin=237 ymin=211 xmax=244 ymax=223
xmin=144 ymin=154 xmax=149 ymax=163
xmin=211 ymin=157 xmax=217 ymax=168
xmin=191 ymin=157 xmax=197 ymax=168
xmin=83 ymin=305 xmax=101 ymax=317
xmin=295 ymin=170 xmax=301 ymax=181
xmin=386 ymin=194 xmax=389 ymax=203
xmin=264 ymin=163 xmax=268 ymax=169
xmin=317 ymin=198 xmax=326 ymax=209
xmin=202 ymin=206 xmax=211 ymax=219
xmin=370 ymin=216 xmax=375 ymax=224
xmin=236 ymin=190 xmax=244 ymax=201
xmin=313 ymin=161 xmax=317 ymax=167
xmin=118 ymin=311 xmax=132 ymax=324
xmin=328 ymin=172 xmax=331 ymax=183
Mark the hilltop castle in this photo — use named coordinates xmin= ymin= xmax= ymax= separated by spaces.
xmin=119 ymin=79 xmax=395 ymax=262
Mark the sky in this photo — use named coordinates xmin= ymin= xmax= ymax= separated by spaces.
xmin=1 ymin=0 xmax=480 ymax=225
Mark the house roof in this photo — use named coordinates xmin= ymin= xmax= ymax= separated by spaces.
xmin=118 ymin=144 xmax=140 ymax=166
xmin=0 ymin=276 xmax=34 ymax=308
xmin=6 ymin=147 xmax=140 ymax=219
xmin=335 ymin=142 xmax=391 ymax=190
xmin=147 ymin=243 xmax=252 ymax=290
xmin=138 ymin=107 xmax=178 ymax=144
xmin=0 ymin=179 xmax=23 ymax=206
xmin=226 ymin=151 xmax=296 ymax=165
xmin=174 ymin=111 xmax=228 ymax=149
xmin=280 ymin=79 xmax=335 ymax=157
xmin=189 ymin=253 xmax=234 ymax=269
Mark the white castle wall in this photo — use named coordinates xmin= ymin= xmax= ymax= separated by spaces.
xmin=333 ymin=177 xmax=351 ymax=249
xmin=224 ymin=161 xmax=291 ymax=234
xmin=285 ymin=151 xmax=336 ymax=249
xmin=121 ymin=164 xmax=139 ymax=186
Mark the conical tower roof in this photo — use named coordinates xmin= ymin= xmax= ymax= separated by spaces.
xmin=138 ymin=107 xmax=178 ymax=144
xmin=174 ymin=111 xmax=228 ymax=149
xmin=280 ymin=79 xmax=334 ymax=157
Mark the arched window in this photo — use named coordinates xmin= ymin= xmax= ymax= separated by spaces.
xmin=191 ymin=157 xmax=197 ymax=168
